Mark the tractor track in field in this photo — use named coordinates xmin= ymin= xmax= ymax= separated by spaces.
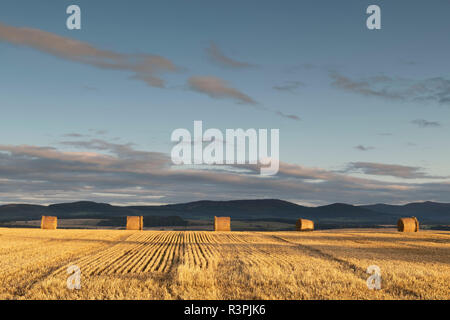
xmin=13 ymin=257 xmax=79 ymax=298
xmin=267 ymin=234 xmax=422 ymax=298
xmin=11 ymin=232 xmax=135 ymax=297
xmin=268 ymin=234 xmax=364 ymax=273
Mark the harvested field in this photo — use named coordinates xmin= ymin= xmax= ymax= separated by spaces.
xmin=0 ymin=228 xmax=448 ymax=300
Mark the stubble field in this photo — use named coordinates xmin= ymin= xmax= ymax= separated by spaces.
xmin=0 ymin=227 xmax=448 ymax=300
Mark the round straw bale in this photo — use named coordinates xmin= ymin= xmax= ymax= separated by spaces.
xmin=295 ymin=218 xmax=314 ymax=231
xmin=41 ymin=216 xmax=57 ymax=230
xmin=126 ymin=216 xmax=143 ymax=230
xmin=397 ymin=217 xmax=419 ymax=232
xmin=214 ymin=216 xmax=231 ymax=231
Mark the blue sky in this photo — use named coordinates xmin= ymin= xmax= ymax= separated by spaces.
xmin=0 ymin=0 xmax=449 ymax=205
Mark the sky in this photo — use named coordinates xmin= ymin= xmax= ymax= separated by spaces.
xmin=0 ymin=0 xmax=450 ymax=206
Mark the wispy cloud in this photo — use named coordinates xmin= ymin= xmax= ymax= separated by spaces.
xmin=88 ymin=129 xmax=108 ymax=135
xmin=63 ymin=133 xmax=85 ymax=138
xmin=411 ymin=119 xmax=441 ymax=128
xmin=346 ymin=162 xmax=447 ymax=179
xmin=354 ymin=145 xmax=374 ymax=151
xmin=273 ymin=81 xmax=304 ymax=92
xmin=206 ymin=42 xmax=253 ymax=68
xmin=275 ymin=111 xmax=301 ymax=121
xmin=0 ymin=22 xmax=178 ymax=88
xmin=187 ymin=76 xmax=257 ymax=104
xmin=186 ymin=76 xmax=301 ymax=120
xmin=329 ymin=71 xmax=450 ymax=105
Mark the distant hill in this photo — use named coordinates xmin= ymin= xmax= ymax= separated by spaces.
xmin=129 ymin=199 xmax=303 ymax=219
xmin=0 ymin=199 xmax=449 ymax=226
xmin=49 ymin=201 xmax=137 ymax=217
xmin=0 ymin=204 xmax=48 ymax=220
xmin=360 ymin=201 xmax=450 ymax=222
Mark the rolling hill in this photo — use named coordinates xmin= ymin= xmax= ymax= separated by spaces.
xmin=0 ymin=199 xmax=448 ymax=226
